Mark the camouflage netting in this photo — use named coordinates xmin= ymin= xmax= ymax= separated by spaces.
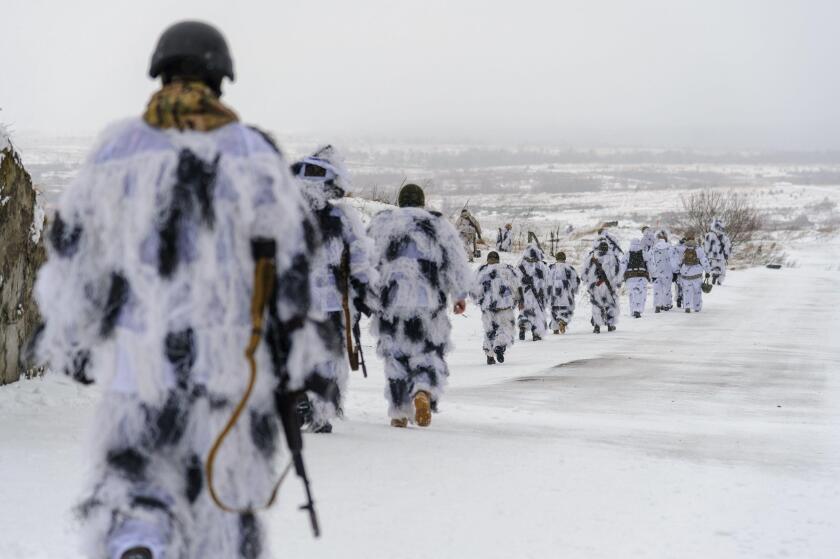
xmin=1 ymin=127 xmax=47 ymax=385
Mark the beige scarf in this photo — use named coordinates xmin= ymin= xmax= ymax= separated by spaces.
xmin=143 ymin=81 xmax=239 ymax=132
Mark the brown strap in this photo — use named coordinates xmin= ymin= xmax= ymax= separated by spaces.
xmin=205 ymin=257 xmax=291 ymax=513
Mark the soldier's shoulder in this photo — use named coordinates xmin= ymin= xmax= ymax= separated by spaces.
xmin=246 ymin=125 xmax=282 ymax=155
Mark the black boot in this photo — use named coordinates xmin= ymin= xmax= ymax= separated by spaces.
xmin=121 ymin=548 xmax=153 ymax=559
xmin=685 ymin=308 xmax=691 ymax=313
xmin=519 ymin=326 xmax=526 ymax=341
xmin=608 ymin=325 xmax=616 ymax=332
xmin=313 ymin=421 xmax=333 ymax=434
xmin=532 ymin=329 xmax=542 ymax=341
xmin=487 ymin=355 xmax=496 ymax=365
xmin=593 ymin=325 xmax=600 ymax=334
xmin=495 ymin=347 xmax=505 ymax=363
xmin=655 ymin=306 xmax=661 ymax=313
xmin=633 ymin=311 xmax=641 ymax=318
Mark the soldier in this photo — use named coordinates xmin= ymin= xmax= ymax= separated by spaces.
xmin=582 ymin=237 xmax=625 ymax=333
xmin=292 ymin=146 xmax=377 ymax=434
xmin=516 ymin=242 xmax=550 ymax=341
xmin=470 ymin=251 xmax=522 ymax=364
xmin=455 ymin=208 xmax=482 ymax=262
xmin=703 ymin=218 xmax=732 ymax=285
xmin=621 ymin=239 xmax=652 ymax=318
xmin=641 ymin=225 xmax=657 ymax=252
xmin=547 ymin=251 xmax=580 ymax=334
xmin=368 ymin=184 xmax=471 ymax=428
xmin=674 ymin=236 xmax=687 ymax=308
xmin=496 ymin=223 xmax=513 ymax=252
xmin=593 ymin=228 xmax=624 ymax=256
xmin=30 ymin=21 xmax=339 ymax=559
xmin=675 ymin=237 xmax=711 ymax=313
xmin=650 ymin=230 xmax=676 ymax=312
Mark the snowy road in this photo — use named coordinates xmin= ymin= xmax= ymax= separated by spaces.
xmin=2 ymin=254 xmax=839 ymax=558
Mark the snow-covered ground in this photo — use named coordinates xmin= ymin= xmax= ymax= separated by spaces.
xmin=1 ymin=238 xmax=838 ymax=558
xmin=2 ymin=135 xmax=839 ymax=557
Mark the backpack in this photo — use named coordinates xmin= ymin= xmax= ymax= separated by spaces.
xmin=683 ymin=247 xmax=699 ymax=266
xmin=625 ymin=250 xmax=648 ymax=279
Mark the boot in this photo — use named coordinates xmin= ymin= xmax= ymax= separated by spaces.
xmin=685 ymin=308 xmax=691 ymax=314
xmin=655 ymin=306 xmax=661 ymax=313
xmin=593 ymin=325 xmax=600 ymax=334
xmin=414 ymin=391 xmax=432 ymax=427
xmin=532 ymin=329 xmax=542 ymax=341
xmin=495 ymin=347 xmax=505 ymax=363
xmin=313 ymin=421 xmax=333 ymax=434
xmin=390 ymin=417 xmax=408 ymax=428
xmin=633 ymin=311 xmax=641 ymax=318
xmin=121 ymin=548 xmax=154 ymax=559
xmin=519 ymin=326 xmax=526 ymax=341
xmin=559 ymin=322 xmax=566 ymax=334
xmin=554 ymin=329 xmax=560 ymax=335
xmin=608 ymin=325 xmax=616 ymax=332
xmin=487 ymin=355 xmax=496 ymax=365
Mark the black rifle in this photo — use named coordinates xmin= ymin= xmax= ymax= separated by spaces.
xmin=352 ymin=320 xmax=368 ymax=378
xmin=276 ymin=391 xmax=321 ymax=537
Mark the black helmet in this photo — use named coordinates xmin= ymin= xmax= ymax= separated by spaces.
xmin=398 ymin=184 xmax=425 ymax=208
xmin=149 ymin=21 xmax=234 ymax=89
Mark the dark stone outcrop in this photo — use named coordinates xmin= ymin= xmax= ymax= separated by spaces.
xmin=1 ymin=136 xmax=47 ymax=385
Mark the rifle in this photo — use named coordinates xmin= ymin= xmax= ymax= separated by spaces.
xmin=340 ymin=245 xmax=360 ymax=372
xmin=352 ymin=321 xmax=368 ymax=378
xmin=276 ymin=392 xmax=321 ymax=537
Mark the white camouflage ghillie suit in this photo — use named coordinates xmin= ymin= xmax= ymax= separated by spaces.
xmin=703 ymin=218 xmax=732 ymax=285
xmin=368 ymin=184 xmax=470 ymax=427
xmin=455 ymin=209 xmax=481 ymax=262
xmin=516 ymin=243 xmax=550 ymax=341
xmin=470 ymin=252 xmax=522 ymax=364
xmin=32 ymin=81 xmax=339 ymax=557
xmin=641 ymin=226 xmax=657 ymax=252
xmin=294 ymin=146 xmax=377 ymax=433
xmin=593 ymin=229 xmax=624 ymax=257
xmin=621 ymin=239 xmax=652 ymax=318
xmin=496 ymin=224 xmax=513 ymax=252
xmin=547 ymin=252 xmax=580 ymax=333
xmin=674 ymin=239 xmax=711 ymax=312
xmin=650 ymin=231 xmax=677 ymax=312
xmin=582 ymin=238 xmax=626 ymax=332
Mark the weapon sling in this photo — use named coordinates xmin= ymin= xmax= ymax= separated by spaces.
xmin=204 ymin=254 xmax=320 ymax=537
xmin=341 ymin=245 xmax=360 ymax=371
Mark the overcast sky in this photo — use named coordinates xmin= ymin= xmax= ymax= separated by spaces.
xmin=2 ymin=0 xmax=838 ymax=149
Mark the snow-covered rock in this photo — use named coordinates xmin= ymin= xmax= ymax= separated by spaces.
xmin=0 ymin=129 xmax=47 ymax=385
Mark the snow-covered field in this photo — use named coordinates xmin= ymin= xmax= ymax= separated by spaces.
xmin=1 ymin=136 xmax=839 ymax=558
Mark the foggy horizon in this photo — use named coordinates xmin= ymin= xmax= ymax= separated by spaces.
xmin=2 ymin=0 xmax=839 ymax=151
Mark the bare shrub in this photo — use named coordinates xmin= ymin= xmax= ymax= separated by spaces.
xmin=674 ymin=190 xmax=763 ymax=247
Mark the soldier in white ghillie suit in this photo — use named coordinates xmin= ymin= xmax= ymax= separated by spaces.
xmin=496 ymin=223 xmax=513 ymax=252
xmin=674 ymin=238 xmax=711 ymax=313
xmin=582 ymin=237 xmax=626 ymax=333
xmin=621 ymin=239 xmax=652 ymax=318
xmin=650 ymin=230 xmax=676 ymax=313
xmin=29 ymin=22 xmax=339 ymax=559
xmin=293 ymin=146 xmax=378 ymax=434
xmin=640 ymin=225 xmax=657 ymax=252
xmin=547 ymin=251 xmax=580 ymax=334
xmin=516 ymin=242 xmax=550 ymax=341
xmin=368 ymin=184 xmax=471 ymax=428
xmin=455 ymin=208 xmax=482 ymax=262
xmin=470 ymin=251 xmax=522 ymax=365
xmin=704 ymin=218 xmax=732 ymax=285
xmin=593 ymin=228 xmax=624 ymax=257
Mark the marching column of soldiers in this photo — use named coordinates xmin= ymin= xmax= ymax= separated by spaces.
xmin=24 ymin=20 xmax=735 ymax=559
